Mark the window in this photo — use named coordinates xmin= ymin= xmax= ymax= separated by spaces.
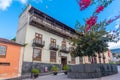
xmin=62 ymin=39 xmax=66 ymax=47
xmin=0 ymin=62 xmax=10 ymax=66
xmin=79 ymin=57 xmax=83 ymax=64
xmin=71 ymin=57 xmax=75 ymax=64
xmin=50 ymin=51 xmax=56 ymax=62
xmin=35 ymin=33 xmax=42 ymax=39
xmin=33 ymin=48 xmax=42 ymax=61
xmin=51 ymin=38 xmax=56 ymax=45
xmin=0 ymin=45 xmax=7 ymax=57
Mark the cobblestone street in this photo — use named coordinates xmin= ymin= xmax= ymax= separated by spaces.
xmin=24 ymin=66 xmax=120 ymax=80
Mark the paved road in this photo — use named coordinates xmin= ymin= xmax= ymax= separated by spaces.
xmin=24 ymin=66 xmax=120 ymax=80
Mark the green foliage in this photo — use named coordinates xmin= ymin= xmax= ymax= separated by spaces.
xmin=51 ymin=66 xmax=58 ymax=72
xmin=31 ymin=68 xmax=40 ymax=74
xmin=23 ymin=43 xmax=28 ymax=46
xmin=117 ymin=55 xmax=120 ymax=58
xmin=116 ymin=62 xmax=120 ymax=65
xmin=109 ymin=61 xmax=115 ymax=64
xmin=63 ymin=65 xmax=70 ymax=71
xmin=11 ymin=37 xmax=16 ymax=41
xmin=71 ymin=21 xmax=111 ymax=57
xmin=70 ymin=0 xmax=117 ymax=61
xmin=109 ymin=61 xmax=120 ymax=65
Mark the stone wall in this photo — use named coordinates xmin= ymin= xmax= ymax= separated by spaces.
xmin=68 ymin=64 xmax=118 ymax=79
xmin=22 ymin=62 xmax=61 ymax=74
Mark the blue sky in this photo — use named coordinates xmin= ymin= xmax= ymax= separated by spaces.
xmin=0 ymin=0 xmax=120 ymax=49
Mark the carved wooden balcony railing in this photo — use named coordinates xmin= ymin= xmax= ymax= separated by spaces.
xmin=49 ymin=44 xmax=59 ymax=51
xmin=60 ymin=46 xmax=70 ymax=53
xmin=32 ymin=38 xmax=45 ymax=47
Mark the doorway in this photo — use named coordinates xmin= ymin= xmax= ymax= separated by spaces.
xmin=61 ymin=56 xmax=67 ymax=69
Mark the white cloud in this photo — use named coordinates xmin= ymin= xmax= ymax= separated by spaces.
xmin=115 ymin=24 xmax=119 ymax=29
xmin=0 ymin=0 xmax=28 ymax=11
xmin=116 ymin=19 xmax=120 ymax=24
xmin=0 ymin=0 xmax=53 ymax=11
xmin=20 ymin=0 xmax=27 ymax=4
xmin=108 ymin=41 xmax=120 ymax=49
xmin=0 ymin=0 xmax=12 ymax=10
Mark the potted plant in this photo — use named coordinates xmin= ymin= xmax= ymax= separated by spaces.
xmin=63 ymin=65 xmax=70 ymax=75
xmin=31 ymin=68 xmax=40 ymax=79
xmin=51 ymin=66 xmax=58 ymax=75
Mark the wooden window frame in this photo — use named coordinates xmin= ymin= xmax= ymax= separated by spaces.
xmin=50 ymin=38 xmax=56 ymax=45
xmin=50 ymin=51 xmax=56 ymax=62
xmin=33 ymin=48 xmax=42 ymax=61
xmin=35 ymin=33 xmax=42 ymax=40
xmin=62 ymin=39 xmax=66 ymax=47
xmin=0 ymin=45 xmax=7 ymax=58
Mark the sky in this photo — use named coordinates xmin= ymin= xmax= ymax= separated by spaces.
xmin=0 ymin=0 xmax=120 ymax=49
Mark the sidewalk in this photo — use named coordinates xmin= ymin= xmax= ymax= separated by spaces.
xmin=23 ymin=72 xmax=120 ymax=80
xmin=23 ymin=66 xmax=120 ymax=80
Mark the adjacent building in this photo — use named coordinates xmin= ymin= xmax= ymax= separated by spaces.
xmin=0 ymin=38 xmax=23 ymax=79
xmin=16 ymin=5 xmax=112 ymax=74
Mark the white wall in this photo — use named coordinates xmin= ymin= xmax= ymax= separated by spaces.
xmin=16 ymin=5 xmax=31 ymax=44
xmin=18 ymin=47 xmax=24 ymax=76
xmin=16 ymin=5 xmax=78 ymax=65
xmin=23 ymin=24 xmax=74 ymax=64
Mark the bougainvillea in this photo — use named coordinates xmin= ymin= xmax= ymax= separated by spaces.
xmin=71 ymin=0 xmax=120 ymax=61
xmin=107 ymin=15 xmax=120 ymax=24
xmin=78 ymin=0 xmax=91 ymax=11
xmin=86 ymin=16 xmax=97 ymax=27
xmin=85 ymin=16 xmax=97 ymax=32
xmin=77 ymin=0 xmax=114 ymax=32
xmin=96 ymin=6 xmax=104 ymax=13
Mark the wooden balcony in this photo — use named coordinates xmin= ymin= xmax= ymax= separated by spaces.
xmin=32 ymin=38 xmax=45 ymax=47
xmin=29 ymin=15 xmax=77 ymax=38
xmin=60 ymin=46 xmax=70 ymax=53
xmin=49 ymin=44 xmax=59 ymax=51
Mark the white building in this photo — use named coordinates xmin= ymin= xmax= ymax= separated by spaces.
xmin=16 ymin=5 xmax=111 ymax=74
xmin=16 ymin=5 xmax=81 ymax=73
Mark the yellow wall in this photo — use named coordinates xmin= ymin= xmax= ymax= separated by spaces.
xmin=82 ymin=51 xmax=111 ymax=64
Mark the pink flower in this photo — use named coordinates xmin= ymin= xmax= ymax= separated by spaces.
xmin=79 ymin=0 xmax=91 ymax=11
xmin=85 ymin=16 xmax=97 ymax=32
xmin=96 ymin=6 xmax=104 ymax=13
xmin=86 ymin=16 xmax=97 ymax=27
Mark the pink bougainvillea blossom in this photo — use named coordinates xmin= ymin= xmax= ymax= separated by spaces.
xmin=86 ymin=16 xmax=97 ymax=27
xmin=85 ymin=16 xmax=97 ymax=32
xmin=79 ymin=0 xmax=91 ymax=11
xmin=96 ymin=6 xmax=104 ymax=13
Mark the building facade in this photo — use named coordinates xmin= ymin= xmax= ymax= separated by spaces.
xmin=16 ymin=5 xmax=111 ymax=74
xmin=0 ymin=38 xmax=23 ymax=79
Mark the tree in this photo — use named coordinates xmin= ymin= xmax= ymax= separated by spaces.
xmin=70 ymin=0 xmax=120 ymax=64
xmin=11 ymin=37 xmax=16 ymax=42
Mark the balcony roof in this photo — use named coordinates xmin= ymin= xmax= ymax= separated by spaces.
xmin=29 ymin=6 xmax=76 ymax=33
